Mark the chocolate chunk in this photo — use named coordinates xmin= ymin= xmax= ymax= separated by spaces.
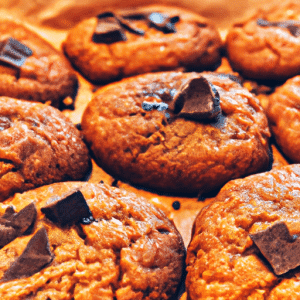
xmin=1 ymin=227 xmax=53 ymax=282
xmin=0 ymin=203 xmax=37 ymax=248
xmin=142 ymin=101 xmax=168 ymax=112
xmin=93 ymin=12 xmax=126 ymax=44
xmin=257 ymin=18 xmax=300 ymax=37
xmin=41 ymin=190 xmax=94 ymax=227
xmin=117 ymin=15 xmax=145 ymax=36
xmin=250 ymin=222 xmax=300 ymax=275
xmin=0 ymin=37 xmax=33 ymax=68
xmin=172 ymin=201 xmax=181 ymax=210
xmin=0 ymin=225 xmax=18 ymax=249
xmin=171 ymin=76 xmax=221 ymax=120
xmin=148 ymin=12 xmax=179 ymax=33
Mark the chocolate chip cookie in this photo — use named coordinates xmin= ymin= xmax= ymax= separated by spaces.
xmin=226 ymin=1 xmax=300 ymax=81
xmin=0 ymin=17 xmax=78 ymax=107
xmin=0 ymin=97 xmax=90 ymax=201
xmin=63 ymin=5 xmax=222 ymax=83
xmin=0 ymin=181 xmax=185 ymax=300
xmin=267 ymin=75 xmax=300 ymax=163
xmin=186 ymin=164 xmax=300 ymax=299
xmin=81 ymin=71 xmax=271 ymax=195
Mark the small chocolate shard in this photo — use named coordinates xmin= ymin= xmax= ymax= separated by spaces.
xmin=0 ymin=203 xmax=37 ymax=248
xmin=117 ymin=15 xmax=145 ymax=36
xmin=0 ymin=37 xmax=33 ymax=68
xmin=93 ymin=12 xmax=126 ymax=44
xmin=171 ymin=76 xmax=221 ymax=120
xmin=1 ymin=227 xmax=53 ymax=282
xmin=257 ymin=18 xmax=300 ymax=37
xmin=142 ymin=101 xmax=168 ymax=112
xmin=41 ymin=190 xmax=94 ymax=227
xmin=148 ymin=12 xmax=179 ymax=33
xmin=250 ymin=222 xmax=300 ymax=275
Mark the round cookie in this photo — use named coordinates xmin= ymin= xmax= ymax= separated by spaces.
xmin=0 ymin=97 xmax=90 ymax=201
xmin=226 ymin=1 xmax=300 ymax=81
xmin=0 ymin=181 xmax=185 ymax=300
xmin=63 ymin=5 xmax=222 ymax=83
xmin=267 ymin=75 xmax=300 ymax=163
xmin=81 ymin=71 xmax=271 ymax=195
xmin=186 ymin=164 xmax=300 ymax=299
xmin=0 ymin=17 xmax=78 ymax=107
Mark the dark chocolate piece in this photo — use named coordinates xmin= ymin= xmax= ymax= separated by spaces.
xmin=93 ymin=12 xmax=126 ymax=44
xmin=117 ymin=15 xmax=145 ymax=36
xmin=250 ymin=222 xmax=300 ymax=275
xmin=0 ymin=37 xmax=33 ymax=68
xmin=148 ymin=12 xmax=179 ymax=33
xmin=1 ymin=227 xmax=53 ymax=282
xmin=257 ymin=18 xmax=300 ymax=37
xmin=142 ymin=101 xmax=168 ymax=112
xmin=172 ymin=201 xmax=181 ymax=210
xmin=171 ymin=76 xmax=221 ymax=120
xmin=41 ymin=190 xmax=94 ymax=226
xmin=0 ymin=203 xmax=37 ymax=248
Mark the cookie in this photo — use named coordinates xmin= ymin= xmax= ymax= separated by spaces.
xmin=81 ymin=71 xmax=271 ymax=195
xmin=186 ymin=164 xmax=300 ymax=299
xmin=266 ymin=75 xmax=300 ymax=163
xmin=0 ymin=181 xmax=185 ymax=300
xmin=0 ymin=17 xmax=78 ymax=107
xmin=226 ymin=1 xmax=300 ymax=81
xmin=63 ymin=5 xmax=222 ymax=83
xmin=0 ymin=97 xmax=90 ymax=201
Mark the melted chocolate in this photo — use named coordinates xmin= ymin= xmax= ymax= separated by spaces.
xmin=257 ymin=18 xmax=300 ymax=37
xmin=142 ymin=101 xmax=168 ymax=111
xmin=148 ymin=13 xmax=179 ymax=34
xmin=41 ymin=190 xmax=94 ymax=227
xmin=250 ymin=222 xmax=300 ymax=275
xmin=0 ymin=37 xmax=33 ymax=68
xmin=1 ymin=227 xmax=53 ymax=282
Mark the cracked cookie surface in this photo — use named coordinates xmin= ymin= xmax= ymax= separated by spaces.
xmin=226 ymin=1 xmax=300 ymax=81
xmin=81 ymin=71 xmax=271 ymax=195
xmin=0 ymin=181 xmax=185 ymax=300
xmin=0 ymin=97 xmax=90 ymax=201
xmin=186 ymin=164 xmax=300 ymax=300
xmin=63 ymin=5 xmax=222 ymax=83
xmin=0 ymin=17 xmax=78 ymax=107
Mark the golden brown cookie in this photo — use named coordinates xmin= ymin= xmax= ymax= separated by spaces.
xmin=226 ymin=1 xmax=300 ymax=81
xmin=267 ymin=75 xmax=300 ymax=163
xmin=0 ymin=181 xmax=185 ymax=300
xmin=186 ymin=164 xmax=300 ymax=299
xmin=63 ymin=5 xmax=222 ymax=83
xmin=0 ymin=17 xmax=78 ymax=107
xmin=0 ymin=97 xmax=90 ymax=201
xmin=81 ymin=71 xmax=271 ymax=195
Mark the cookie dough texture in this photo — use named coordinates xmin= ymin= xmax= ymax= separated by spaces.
xmin=63 ymin=5 xmax=222 ymax=83
xmin=186 ymin=164 xmax=300 ymax=300
xmin=82 ymin=71 xmax=271 ymax=194
xmin=267 ymin=75 xmax=300 ymax=163
xmin=0 ymin=181 xmax=185 ymax=300
xmin=226 ymin=1 xmax=300 ymax=81
xmin=0 ymin=97 xmax=90 ymax=201
xmin=0 ymin=18 xmax=78 ymax=107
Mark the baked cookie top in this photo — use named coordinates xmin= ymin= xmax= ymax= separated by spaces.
xmin=0 ymin=17 xmax=78 ymax=107
xmin=186 ymin=164 xmax=300 ymax=300
xmin=81 ymin=71 xmax=271 ymax=195
xmin=267 ymin=75 xmax=300 ymax=163
xmin=63 ymin=5 xmax=222 ymax=83
xmin=0 ymin=97 xmax=90 ymax=201
xmin=226 ymin=1 xmax=300 ymax=81
xmin=0 ymin=181 xmax=185 ymax=300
